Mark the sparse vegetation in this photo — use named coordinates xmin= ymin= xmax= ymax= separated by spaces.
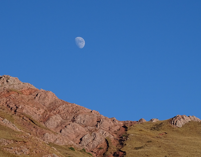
xmin=87 ymin=152 xmax=92 ymax=156
xmin=0 ymin=124 xmax=60 ymax=157
xmin=122 ymin=120 xmax=201 ymax=157
xmin=69 ymin=147 xmax=75 ymax=151
xmin=0 ymin=108 xmax=90 ymax=157
xmin=0 ymin=108 xmax=15 ymax=123
xmin=81 ymin=148 xmax=86 ymax=152
xmin=122 ymin=134 xmax=128 ymax=137
xmin=150 ymin=122 xmax=164 ymax=131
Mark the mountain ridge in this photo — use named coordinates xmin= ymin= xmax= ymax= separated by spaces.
xmin=0 ymin=75 xmax=200 ymax=157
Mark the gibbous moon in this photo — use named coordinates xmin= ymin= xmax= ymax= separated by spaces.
xmin=75 ymin=37 xmax=85 ymax=49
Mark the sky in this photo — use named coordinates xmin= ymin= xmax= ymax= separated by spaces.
xmin=0 ymin=1 xmax=201 ymax=121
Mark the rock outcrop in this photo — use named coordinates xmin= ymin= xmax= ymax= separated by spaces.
xmin=138 ymin=118 xmax=146 ymax=123
xmin=171 ymin=115 xmax=201 ymax=127
xmin=0 ymin=75 xmax=127 ymax=157
xmin=0 ymin=75 xmax=36 ymax=92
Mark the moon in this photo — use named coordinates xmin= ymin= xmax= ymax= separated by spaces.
xmin=75 ymin=37 xmax=85 ymax=49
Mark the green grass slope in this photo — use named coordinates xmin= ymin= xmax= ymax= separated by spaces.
xmin=122 ymin=120 xmax=201 ymax=157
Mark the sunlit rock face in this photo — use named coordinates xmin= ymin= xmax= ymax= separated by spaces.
xmin=171 ymin=115 xmax=201 ymax=127
xmin=1 ymin=75 xmax=201 ymax=157
xmin=0 ymin=75 xmax=36 ymax=92
xmin=0 ymin=75 xmax=128 ymax=157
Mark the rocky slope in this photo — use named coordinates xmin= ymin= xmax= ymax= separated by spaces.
xmin=0 ymin=75 xmax=134 ymax=157
xmin=0 ymin=75 xmax=200 ymax=157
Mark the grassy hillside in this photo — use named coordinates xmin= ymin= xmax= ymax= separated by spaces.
xmin=122 ymin=120 xmax=201 ymax=157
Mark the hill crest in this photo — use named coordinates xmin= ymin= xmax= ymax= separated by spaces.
xmin=0 ymin=75 xmax=200 ymax=157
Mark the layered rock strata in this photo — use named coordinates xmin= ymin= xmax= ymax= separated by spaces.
xmin=0 ymin=75 xmax=127 ymax=156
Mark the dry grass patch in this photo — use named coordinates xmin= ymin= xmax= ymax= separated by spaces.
xmin=49 ymin=143 xmax=92 ymax=157
xmin=0 ymin=124 xmax=61 ymax=157
xmin=0 ymin=108 xmax=15 ymax=123
xmin=0 ymin=151 xmax=17 ymax=157
xmin=122 ymin=120 xmax=201 ymax=157
xmin=7 ymin=89 xmax=22 ymax=94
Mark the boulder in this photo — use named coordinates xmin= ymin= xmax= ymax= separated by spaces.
xmin=45 ymin=114 xmax=63 ymax=129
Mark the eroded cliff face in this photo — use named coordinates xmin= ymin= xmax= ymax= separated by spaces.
xmin=0 ymin=75 xmax=129 ymax=157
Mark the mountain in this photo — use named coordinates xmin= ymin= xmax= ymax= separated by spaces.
xmin=0 ymin=75 xmax=200 ymax=157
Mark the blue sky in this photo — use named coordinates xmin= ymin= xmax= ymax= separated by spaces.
xmin=0 ymin=1 xmax=201 ymax=121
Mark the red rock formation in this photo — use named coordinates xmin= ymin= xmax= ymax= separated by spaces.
xmin=1 ymin=75 xmax=200 ymax=156
xmin=0 ymin=75 xmax=127 ymax=156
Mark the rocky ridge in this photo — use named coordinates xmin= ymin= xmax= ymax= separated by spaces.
xmin=0 ymin=75 xmax=200 ymax=157
xmin=0 ymin=75 xmax=130 ymax=157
